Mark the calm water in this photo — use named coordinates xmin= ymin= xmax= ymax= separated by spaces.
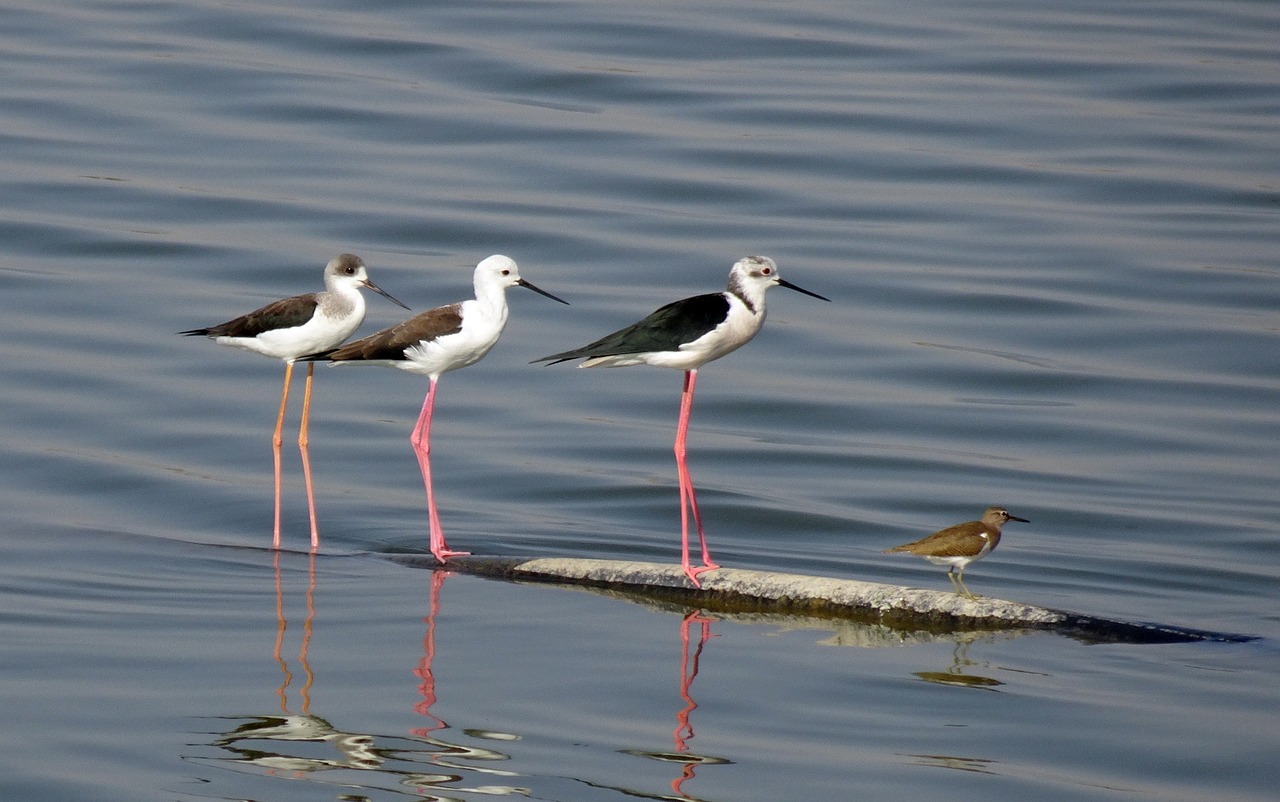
xmin=1 ymin=0 xmax=1277 ymax=799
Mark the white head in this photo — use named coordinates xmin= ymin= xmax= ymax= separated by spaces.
xmin=729 ymin=256 xmax=781 ymax=295
xmin=474 ymin=254 xmax=523 ymax=290
xmin=727 ymin=255 xmax=830 ymax=306
xmin=473 ymin=254 xmax=568 ymax=305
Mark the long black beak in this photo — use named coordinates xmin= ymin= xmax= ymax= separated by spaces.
xmin=1008 ymin=514 xmax=1030 ymax=523
xmin=518 ymin=278 xmax=570 ymax=305
xmin=779 ymin=278 xmax=830 ymax=302
xmin=363 ymin=279 xmax=411 ymax=310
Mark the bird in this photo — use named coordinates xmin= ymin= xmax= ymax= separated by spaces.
xmin=180 ymin=253 xmax=409 ymax=550
xmin=301 ymin=254 xmax=568 ymax=563
xmin=534 ymin=255 xmax=829 ymax=588
xmin=884 ymin=507 xmax=1029 ymax=599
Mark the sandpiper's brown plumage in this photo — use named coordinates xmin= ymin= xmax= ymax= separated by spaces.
xmin=884 ymin=507 xmax=1029 ymax=599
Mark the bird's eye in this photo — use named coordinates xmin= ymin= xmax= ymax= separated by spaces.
xmin=501 ymin=269 xmax=511 ymax=276
xmin=761 ymin=267 xmax=773 ymax=275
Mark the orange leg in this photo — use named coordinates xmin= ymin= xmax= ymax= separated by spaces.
xmin=297 ymin=362 xmax=320 ymax=551
xmin=271 ymin=362 xmax=294 ymax=550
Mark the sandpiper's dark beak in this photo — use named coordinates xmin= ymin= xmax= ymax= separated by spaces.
xmin=518 ymin=278 xmax=569 ymax=305
xmin=1008 ymin=514 xmax=1030 ymax=523
xmin=779 ymin=278 xmax=830 ymax=302
xmin=364 ymin=279 xmax=411 ymax=310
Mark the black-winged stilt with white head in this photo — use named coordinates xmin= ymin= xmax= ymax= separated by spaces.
xmin=301 ymin=254 xmax=567 ymax=563
xmin=180 ymin=253 xmax=409 ymax=550
xmin=884 ymin=507 xmax=1029 ymax=599
xmin=534 ymin=255 xmax=829 ymax=587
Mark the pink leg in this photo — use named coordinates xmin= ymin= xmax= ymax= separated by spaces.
xmin=271 ymin=363 xmax=294 ymax=550
xmin=410 ymin=378 xmax=469 ymax=563
xmin=674 ymin=370 xmax=719 ymax=587
xmin=297 ymin=362 xmax=320 ymax=551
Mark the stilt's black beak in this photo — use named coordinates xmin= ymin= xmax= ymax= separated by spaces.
xmin=364 ymin=279 xmax=411 ymax=310
xmin=517 ymin=278 xmax=569 ymax=305
xmin=778 ymin=278 xmax=830 ymax=302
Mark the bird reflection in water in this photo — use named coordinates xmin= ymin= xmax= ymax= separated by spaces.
xmin=913 ymin=635 xmax=1005 ymax=689
xmin=210 ymin=551 xmax=382 ymax=776
xmin=274 ymin=549 xmax=315 ymax=715
xmin=402 ymin=569 xmax=527 ymax=795
xmin=411 ymin=568 xmax=448 ymax=737
xmin=201 ymin=557 xmax=528 ymax=797
xmin=622 ymin=609 xmax=733 ymax=801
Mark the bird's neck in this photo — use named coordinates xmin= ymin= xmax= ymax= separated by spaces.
xmin=321 ymin=287 xmax=363 ymax=320
xmin=726 ymin=276 xmax=764 ymax=316
xmin=726 ymin=288 xmax=766 ymax=324
xmin=469 ymin=286 xmax=510 ymax=322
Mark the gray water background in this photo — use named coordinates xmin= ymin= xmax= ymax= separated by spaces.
xmin=1 ymin=1 xmax=1277 ymax=800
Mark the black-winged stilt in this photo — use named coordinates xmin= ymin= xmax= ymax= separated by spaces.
xmin=534 ymin=255 xmax=828 ymax=587
xmin=302 ymin=254 xmax=567 ymax=563
xmin=180 ymin=253 xmax=409 ymax=550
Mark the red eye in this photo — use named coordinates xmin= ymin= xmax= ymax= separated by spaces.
xmin=761 ymin=267 xmax=772 ymax=275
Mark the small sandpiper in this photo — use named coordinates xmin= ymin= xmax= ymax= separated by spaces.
xmin=884 ymin=507 xmax=1029 ymax=599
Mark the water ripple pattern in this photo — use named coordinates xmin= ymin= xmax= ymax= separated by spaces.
xmin=0 ymin=1 xmax=1277 ymax=801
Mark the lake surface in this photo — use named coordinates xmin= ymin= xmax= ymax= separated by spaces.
xmin=1 ymin=1 xmax=1277 ymax=800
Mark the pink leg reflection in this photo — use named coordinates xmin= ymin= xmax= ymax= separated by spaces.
xmin=412 ymin=569 xmax=449 ymax=737
xmin=672 ymin=609 xmax=717 ymax=798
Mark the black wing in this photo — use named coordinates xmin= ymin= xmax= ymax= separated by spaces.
xmin=535 ymin=293 xmax=729 ymax=364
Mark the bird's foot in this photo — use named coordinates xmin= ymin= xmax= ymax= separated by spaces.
xmin=432 ymin=548 xmax=471 ymax=564
xmin=683 ymin=563 xmax=720 ymax=588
